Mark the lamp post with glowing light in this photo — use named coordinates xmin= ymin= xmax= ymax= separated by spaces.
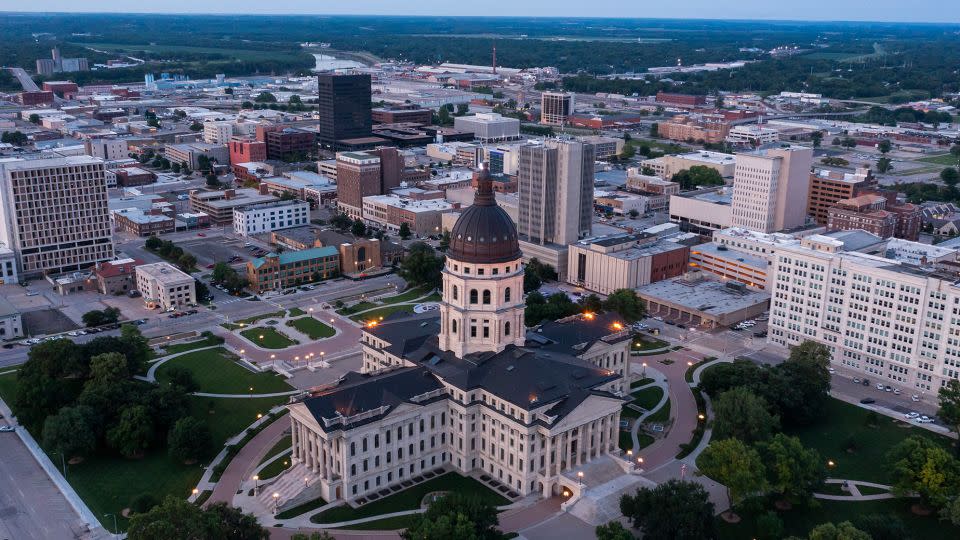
xmin=253 ymin=475 xmax=259 ymax=494
xmin=272 ymin=492 xmax=280 ymax=515
xmin=637 ymin=456 xmax=644 ymax=472
xmin=642 ymin=362 xmax=647 ymax=378
xmin=577 ymin=471 xmax=584 ymax=487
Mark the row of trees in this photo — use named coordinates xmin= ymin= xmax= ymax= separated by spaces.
xmin=81 ymin=307 xmax=121 ymax=327
xmin=211 ymin=262 xmax=248 ymax=294
xmin=1 ymin=130 xmax=28 ymax=146
xmin=671 ymin=166 xmax=725 ymax=190
xmin=525 ymin=288 xmax=645 ymax=327
xmin=145 ymin=236 xmax=197 ymax=273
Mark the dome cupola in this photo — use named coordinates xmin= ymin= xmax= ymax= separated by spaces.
xmin=448 ymin=166 xmax=521 ymax=264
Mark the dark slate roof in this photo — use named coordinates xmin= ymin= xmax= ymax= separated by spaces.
xmin=448 ymin=167 xmax=521 ymax=264
xmin=526 ymin=312 xmax=632 ymax=354
xmin=302 ymin=367 xmax=444 ymax=432
xmin=364 ymin=312 xmax=441 ymax=358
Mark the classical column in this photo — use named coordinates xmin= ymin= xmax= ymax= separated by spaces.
xmin=319 ymin=439 xmax=328 ymax=479
xmin=300 ymin=424 xmax=308 ymax=462
xmin=290 ymin=420 xmax=299 ymax=463
xmin=311 ymin=433 xmax=319 ymax=473
xmin=586 ymin=421 xmax=594 ymax=462
xmin=545 ymin=434 xmax=553 ymax=477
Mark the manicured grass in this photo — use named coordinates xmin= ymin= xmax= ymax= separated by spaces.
xmin=276 ymin=496 xmax=328 ymax=519
xmin=311 ymin=473 xmax=509 ymax=524
xmin=159 ymin=335 xmax=224 ymax=355
xmin=236 ymin=311 xmax=286 ymax=325
xmin=645 ymin=398 xmax=671 ymax=423
xmin=619 ymin=431 xmax=633 ymax=452
xmin=286 ymin=317 xmax=336 ymax=339
xmin=636 ymin=433 xmax=655 ymax=450
xmin=380 ymin=285 xmax=432 ymax=305
xmin=785 ymin=398 xmax=953 ymax=484
xmin=240 ymin=327 xmax=298 ymax=349
xmin=350 ymin=304 xmax=415 ymax=323
xmin=621 ymin=405 xmax=641 ymax=419
xmin=337 ymin=301 xmax=376 ymax=316
xmin=685 ymin=356 xmax=716 ymax=383
xmin=258 ymin=435 xmax=292 ymax=466
xmin=339 ymin=514 xmax=418 ymax=530
xmin=630 ymin=386 xmax=664 ymax=411
xmin=287 ymin=307 xmax=306 ymax=317
xmin=917 ymin=153 xmax=959 ymax=166
xmin=632 ymin=336 xmax=668 ymax=351
xmin=156 ymin=348 xmax=292 ymax=394
xmin=258 ymin=452 xmax=293 ymax=480
xmin=717 ymin=497 xmax=960 ymax=540
xmin=630 ymin=377 xmax=654 ymax=389
xmin=189 ymin=396 xmax=288 ymax=449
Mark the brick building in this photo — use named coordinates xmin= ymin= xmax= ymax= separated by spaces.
xmin=229 ymin=138 xmax=267 ymax=165
xmin=807 ymin=168 xmax=878 ymax=225
xmin=93 ymin=257 xmax=142 ymax=295
xmin=265 ymin=129 xmax=315 ymax=161
xmin=827 ymin=193 xmax=921 ymax=241
xmin=246 ymin=246 xmax=340 ymax=293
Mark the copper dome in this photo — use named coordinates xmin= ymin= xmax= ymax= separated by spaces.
xmin=448 ymin=167 xmax=521 ymax=264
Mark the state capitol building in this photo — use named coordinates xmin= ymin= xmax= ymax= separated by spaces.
xmin=279 ymin=168 xmax=631 ymax=508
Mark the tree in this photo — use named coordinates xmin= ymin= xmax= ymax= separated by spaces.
xmin=205 ymin=174 xmax=219 ymax=188
xmin=878 ymin=139 xmax=892 ymax=154
xmin=42 ymin=405 xmax=97 ymax=460
xmin=436 ymin=106 xmax=452 ymax=126
xmin=177 ymin=253 xmax=197 ymax=272
xmin=88 ymin=352 xmax=129 ymax=386
xmin=439 ymin=230 xmax=450 ymax=251
xmin=757 ymin=433 xmax=825 ymax=504
xmin=189 ymin=122 xmax=203 ymax=132
xmin=619 ymin=479 xmax=715 ymax=540
xmin=254 ymin=91 xmax=277 ymax=103
xmin=777 ymin=341 xmax=832 ymax=425
xmin=525 ymin=258 xmax=557 ymax=283
xmin=886 ymin=435 xmax=960 ymax=509
xmin=29 ymin=113 xmax=40 ymax=124
xmin=523 ymin=271 xmax=542 ymax=293
xmin=128 ymin=496 xmax=207 ymax=540
xmin=211 ymin=262 xmax=233 ymax=284
xmin=649 ymin=123 xmax=659 ymax=138
xmin=203 ymin=503 xmax=269 ymax=540
xmin=165 ymin=366 xmax=199 ymax=393
xmin=595 ymin=521 xmax=634 ymax=540
xmin=810 ymin=131 xmax=823 ymax=148
xmin=402 ymin=493 xmax=503 ymax=540
xmin=398 ymin=222 xmax=412 ymax=242
xmin=712 ymin=387 xmax=779 ymax=443
xmin=876 ymin=157 xmax=893 ymax=173
xmin=241 ymin=101 xmax=253 ymax=109
xmin=697 ymin=438 xmax=768 ymax=512
xmin=330 ymin=212 xmax=352 ymax=232
xmin=398 ymin=242 xmax=443 ymax=288
xmin=351 ymin=218 xmax=367 ymax=238
xmin=603 ymin=289 xmax=646 ymax=322
xmin=14 ymin=339 xmax=84 ymax=431
xmin=628 ymin=208 xmax=639 ymax=218
xmin=851 ymin=514 xmax=910 ymax=540
xmin=938 ymin=379 xmax=960 ymax=454
xmin=808 ymin=521 xmax=871 ymax=540
xmin=168 ymin=417 xmax=213 ymax=463
xmin=578 ymin=294 xmax=603 ymax=314
xmin=1 ymin=130 xmax=28 ymax=146
xmin=671 ymin=166 xmax=724 ymax=190
xmin=942 ymin=497 xmax=960 ymax=526
xmin=755 ymin=511 xmax=784 ymax=540
xmin=832 ymin=137 xmax=842 ymax=146
xmin=291 ymin=534 xmax=335 ymax=540
xmin=456 ymin=103 xmax=469 ymax=116
xmin=941 ymin=167 xmax=959 ymax=190
xmin=107 ymin=405 xmax=155 ymax=458
xmin=524 ymin=292 xmax=580 ymax=326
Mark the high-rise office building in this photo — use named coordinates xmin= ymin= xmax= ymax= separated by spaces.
xmin=317 ymin=73 xmax=373 ymax=149
xmin=730 ymin=146 xmax=813 ymax=233
xmin=518 ymin=140 xmax=594 ymax=246
xmin=540 ymin=92 xmax=575 ymax=126
xmin=335 ymin=147 xmax=402 ymax=219
xmin=0 ymin=156 xmax=114 ymax=276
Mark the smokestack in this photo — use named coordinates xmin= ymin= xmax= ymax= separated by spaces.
xmin=492 ymin=42 xmax=497 ymax=75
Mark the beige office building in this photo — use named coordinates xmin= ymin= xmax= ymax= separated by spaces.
xmin=135 ymin=262 xmax=196 ymax=310
xmin=730 ymin=146 xmax=813 ymax=233
xmin=641 ymin=151 xmax=737 ymax=181
xmin=0 ymin=156 xmax=114 ymax=277
xmin=540 ymin=92 xmax=575 ymax=126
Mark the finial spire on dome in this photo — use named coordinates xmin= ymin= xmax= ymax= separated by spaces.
xmin=472 ymin=164 xmax=495 ymax=206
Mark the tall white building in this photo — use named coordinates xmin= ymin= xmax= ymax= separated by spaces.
xmin=769 ymin=234 xmax=960 ymax=400
xmin=135 ymin=262 xmax=196 ymax=310
xmin=454 ymin=113 xmax=520 ymax=143
xmin=232 ymin=199 xmax=310 ymax=237
xmin=0 ymin=156 xmax=114 ymax=277
xmin=275 ymin=169 xmax=630 ymax=512
xmin=83 ymin=138 xmax=128 ymax=161
xmin=730 ymin=146 xmax=813 ymax=233
xmin=203 ymin=122 xmax=234 ymax=145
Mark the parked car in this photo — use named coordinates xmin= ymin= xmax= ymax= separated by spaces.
xmin=862 ymin=378 xmax=870 ymax=386
xmin=893 ymin=388 xmax=901 ymax=395
xmin=885 ymin=385 xmax=893 ymax=392
xmin=859 ymin=398 xmax=875 ymax=404
xmin=828 ymin=368 xmax=836 ymax=374
xmin=904 ymin=412 xmax=920 ymax=419
xmin=853 ymin=377 xmax=861 ymax=383
xmin=0 ymin=426 xmax=15 ymax=432
xmin=876 ymin=383 xmax=885 ymax=390
xmin=911 ymin=394 xmax=921 ymax=402
xmin=916 ymin=416 xmax=935 ymax=424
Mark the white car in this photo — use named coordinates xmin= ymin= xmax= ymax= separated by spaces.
xmin=828 ymin=368 xmax=836 ymax=374
xmin=876 ymin=383 xmax=885 ymax=390
xmin=916 ymin=416 xmax=934 ymax=424
xmin=893 ymin=388 xmax=901 ymax=395
xmin=911 ymin=394 xmax=921 ymax=402
xmin=653 ymin=316 xmax=663 ymax=322
xmin=904 ymin=412 xmax=919 ymax=419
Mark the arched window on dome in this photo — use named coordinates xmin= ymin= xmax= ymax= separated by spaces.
xmin=452 ymin=320 xmax=458 ymax=333
xmin=504 ymin=287 xmax=511 ymax=303
xmin=452 ymin=286 xmax=458 ymax=300
xmin=504 ymin=322 xmax=511 ymax=336
xmin=470 ymin=289 xmax=478 ymax=304
xmin=482 ymin=290 xmax=491 ymax=304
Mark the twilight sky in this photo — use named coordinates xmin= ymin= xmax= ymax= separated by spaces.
xmin=4 ymin=1 xmax=960 ymax=23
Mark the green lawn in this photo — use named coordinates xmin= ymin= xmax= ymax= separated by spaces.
xmin=632 ymin=336 xmax=668 ymax=351
xmin=286 ymin=317 xmax=336 ymax=339
xmin=917 ymin=153 xmax=959 ymax=166
xmin=645 ymin=398 xmax=671 ymax=423
xmin=240 ymin=327 xmax=298 ymax=349
xmin=636 ymin=433 xmax=655 ymax=450
xmin=287 ymin=308 xmax=306 ymax=317
xmin=785 ymin=398 xmax=954 ymax=484
xmin=630 ymin=386 xmax=664 ymax=411
xmin=338 ymin=514 xmax=418 ymax=530
xmin=619 ymin=431 xmax=633 ymax=452
xmin=380 ymin=285 xmax=432 ymax=305
xmin=258 ymin=452 xmax=293 ymax=480
xmin=630 ymin=378 xmax=654 ymax=389
xmin=155 ymin=348 xmax=292 ymax=394
xmin=258 ymin=435 xmax=292 ymax=466
xmin=311 ymin=473 xmax=510 ymax=524
xmin=236 ymin=311 xmax=286 ymax=325
xmin=350 ymin=304 xmax=416 ymax=323
xmin=337 ymin=301 xmax=376 ymax=316
xmin=159 ymin=335 xmax=224 ymax=355
xmin=276 ymin=496 xmax=327 ymax=519
xmin=718 ymin=498 xmax=960 ymax=540
xmin=621 ymin=405 xmax=641 ymax=419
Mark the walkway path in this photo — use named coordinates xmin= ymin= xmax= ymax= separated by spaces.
xmin=207 ymin=416 xmax=290 ymax=506
xmin=143 ymin=344 xmax=221 ymax=382
xmin=341 ymin=289 xmax=439 ymax=320
xmin=217 ymin=310 xmax=362 ymax=367
xmin=627 ymin=375 xmax=670 ymax=453
xmin=814 ymin=479 xmax=898 ymax=501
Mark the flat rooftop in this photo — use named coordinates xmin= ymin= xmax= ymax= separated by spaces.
xmin=136 ymin=262 xmax=193 ymax=283
xmin=637 ymin=277 xmax=771 ymax=315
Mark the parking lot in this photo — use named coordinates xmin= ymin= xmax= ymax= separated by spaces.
xmin=179 ymin=236 xmax=263 ymax=268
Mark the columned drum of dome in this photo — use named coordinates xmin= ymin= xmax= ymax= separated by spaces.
xmin=439 ymin=167 xmax=526 ymax=357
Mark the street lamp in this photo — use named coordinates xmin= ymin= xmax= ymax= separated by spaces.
xmin=304 ymin=476 xmax=310 ymax=488
xmin=51 ymin=451 xmax=67 ymax=479
xmin=642 ymin=362 xmax=647 ymax=378
xmin=104 ymin=513 xmax=118 ymax=538
xmin=577 ymin=471 xmax=584 ymax=486
xmin=249 ymin=386 xmax=253 ymax=397
xmin=272 ymin=492 xmax=280 ymax=515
